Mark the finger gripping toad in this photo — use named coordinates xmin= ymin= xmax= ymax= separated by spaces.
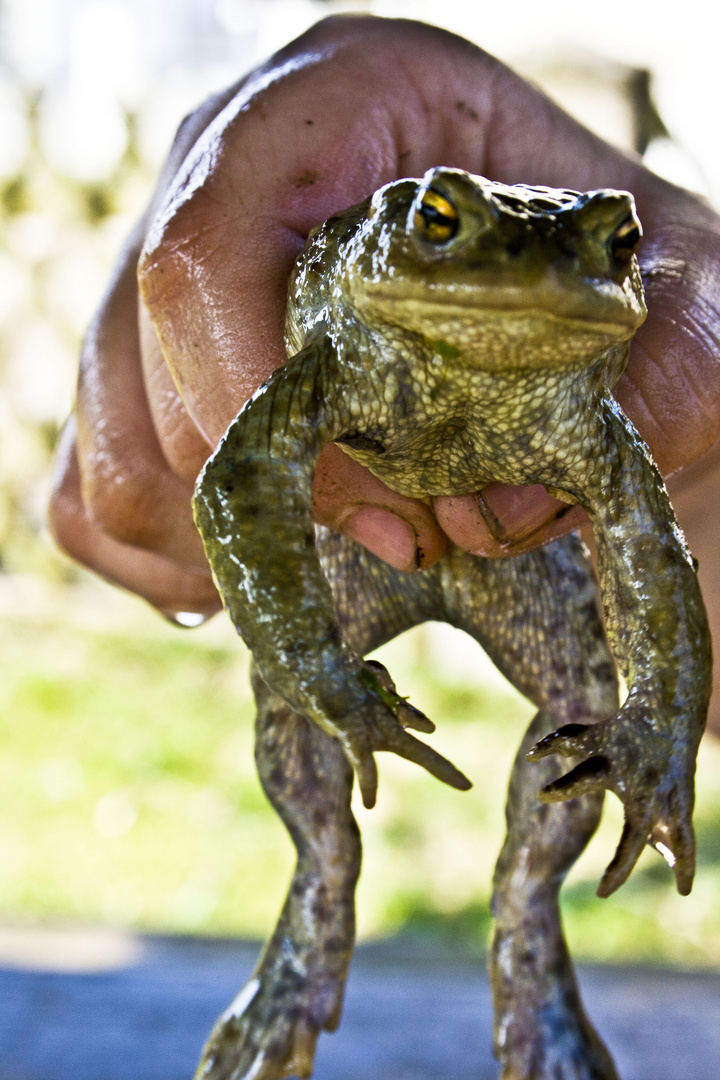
xmin=192 ymin=169 xmax=711 ymax=1080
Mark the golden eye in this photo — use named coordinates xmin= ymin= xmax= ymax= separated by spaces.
xmin=414 ymin=189 xmax=459 ymax=244
xmin=610 ymin=213 xmax=642 ymax=262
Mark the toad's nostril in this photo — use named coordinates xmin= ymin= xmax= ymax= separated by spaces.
xmin=610 ymin=214 xmax=642 ymax=262
xmin=573 ymin=190 xmax=637 ymax=241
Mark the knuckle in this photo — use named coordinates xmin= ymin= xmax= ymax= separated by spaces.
xmin=82 ymin=468 xmax=169 ymax=549
xmin=138 ymin=182 xmax=220 ymax=313
xmin=47 ymin=485 xmax=84 ymax=560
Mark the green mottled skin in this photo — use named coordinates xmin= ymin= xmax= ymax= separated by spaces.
xmin=192 ymin=170 xmax=711 ymax=1080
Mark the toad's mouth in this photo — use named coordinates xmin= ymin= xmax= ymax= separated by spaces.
xmin=354 ymin=274 xmax=647 ymax=340
xmin=361 ymin=294 xmax=644 ymax=344
xmin=378 ymin=296 xmax=635 ymax=336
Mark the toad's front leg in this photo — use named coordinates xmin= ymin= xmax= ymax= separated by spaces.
xmin=529 ymin=397 xmax=711 ymax=897
xmin=193 ymin=335 xmax=469 ymax=807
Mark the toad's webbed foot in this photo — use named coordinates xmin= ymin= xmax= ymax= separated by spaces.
xmin=194 ymin=924 xmax=347 ymax=1080
xmin=492 ymin=915 xmax=618 ymax=1080
xmin=528 ymin=710 xmax=696 ymax=896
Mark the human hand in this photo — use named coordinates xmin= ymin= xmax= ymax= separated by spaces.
xmin=49 ymin=16 xmax=720 ymax=651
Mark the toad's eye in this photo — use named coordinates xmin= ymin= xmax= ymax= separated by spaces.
xmin=414 ymin=189 xmax=459 ymax=244
xmin=610 ymin=213 xmax=642 ymax=262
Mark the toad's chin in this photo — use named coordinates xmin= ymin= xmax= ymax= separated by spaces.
xmin=352 ymin=291 xmax=640 ymax=370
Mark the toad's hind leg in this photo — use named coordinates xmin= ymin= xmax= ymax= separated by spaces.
xmin=491 ymin=714 xmax=619 ymax=1080
xmin=194 ymin=669 xmax=359 ymax=1080
xmin=194 ymin=528 xmax=444 ymax=1080
xmin=444 ymin=536 xmax=620 ymax=1080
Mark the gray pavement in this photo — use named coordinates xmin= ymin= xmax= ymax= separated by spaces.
xmin=0 ymin=932 xmax=718 ymax=1079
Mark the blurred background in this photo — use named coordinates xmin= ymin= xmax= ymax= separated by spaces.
xmin=2 ymin=0 xmax=720 ymax=970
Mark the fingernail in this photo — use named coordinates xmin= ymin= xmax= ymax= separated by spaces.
xmin=477 ymin=483 xmax=568 ymax=545
xmin=341 ymin=507 xmax=419 ymax=571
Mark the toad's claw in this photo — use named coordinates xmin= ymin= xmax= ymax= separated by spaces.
xmin=596 ymin=813 xmax=656 ymax=897
xmin=526 ymin=717 xmax=696 ymax=897
xmin=343 ymin=714 xmax=472 ymax=809
xmin=537 ymin=756 xmax=611 ymax=799
xmin=362 ymin=660 xmax=435 ymax=733
xmin=526 ymin=723 xmax=593 ymax=763
xmin=650 ymin=814 xmax=696 ymax=896
xmin=342 ymin=736 xmax=379 ymax=809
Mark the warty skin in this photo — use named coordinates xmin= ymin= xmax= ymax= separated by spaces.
xmin=192 ymin=168 xmax=710 ymax=1080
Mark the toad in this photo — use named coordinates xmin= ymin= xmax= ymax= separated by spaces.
xmin=191 ymin=168 xmax=710 ymax=1080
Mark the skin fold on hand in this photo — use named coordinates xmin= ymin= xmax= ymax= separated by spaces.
xmin=49 ymin=15 xmax=720 ymax=728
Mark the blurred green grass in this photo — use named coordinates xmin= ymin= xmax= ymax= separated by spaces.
xmin=2 ymin=569 xmax=720 ymax=967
